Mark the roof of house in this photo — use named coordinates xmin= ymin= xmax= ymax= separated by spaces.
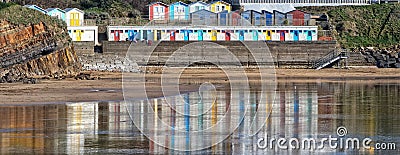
xmin=46 ymin=8 xmax=65 ymax=13
xmin=287 ymin=9 xmax=309 ymax=14
xmin=191 ymin=9 xmax=216 ymax=15
xmin=64 ymin=8 xmax=84 ymax=13
xmin=243 ymin=10 xmax=262 ymax=14
xmin=189 ymin=1 xmax=208 ymax=6
xmin=24 ymin=5 xmax=47 ymax=13
xmin=209 ymin=0 xmax=231 ymax=6
xmin=148 ymin=1 xmax=168 ymax=7
xmin=170 ymin=1 xmax=189 ymax=6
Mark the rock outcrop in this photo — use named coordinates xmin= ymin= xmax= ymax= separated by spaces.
xmin=0 ymin=5 xmax=81 ymax=83
xmin=357 ymin=46 xmax=400 ymax=68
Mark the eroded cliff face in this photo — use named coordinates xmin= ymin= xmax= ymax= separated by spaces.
xmin=0 ymin=6 xmax=81 ymax=83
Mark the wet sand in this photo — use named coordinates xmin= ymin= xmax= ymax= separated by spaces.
xmin=0 ymin=68 xmax=399 ymax=104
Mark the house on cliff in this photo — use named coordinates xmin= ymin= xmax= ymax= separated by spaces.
xmin=209 ymin=1 xmax=231 ymax=13
xmin=191 ymin=9 xmax=217 ymax=26
xmin=64 ymin=8 xmax=84 ymax=26
xmin=169 ymin=1 xmax=190 ymax=21
xmin=46 ymin=8 xmax=65 ymax=21
xmin=24 ymin=5 xmax=47 ymax=14
xmin=286 ymin=10 xmax=310 ymax=26
xmin=189 ymin=1 xmax=209 ymax=13
xmin=149 ymin=2 xmax=169 ymax=21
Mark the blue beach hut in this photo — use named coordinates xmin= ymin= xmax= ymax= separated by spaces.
xmin=169 ymin=1 xmax=189 ymax=21
xmin=24 ymin=5 xmax=47 ymax=14
xmin=46 ymin=8 xmax=66 ymax=21
xmin=262 ymin=10 xmax=273 ymax=26
xmin=218 ymin=10 xmax=229 ymax=26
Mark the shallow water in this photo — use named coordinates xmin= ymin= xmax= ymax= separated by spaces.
xmin=0 ymin=81 xmax=399 ymax=154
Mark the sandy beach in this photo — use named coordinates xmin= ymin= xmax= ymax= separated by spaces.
xmin=0 ymin=68 xmax=399 ymax=104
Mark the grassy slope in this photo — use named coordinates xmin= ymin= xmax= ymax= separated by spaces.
xmin=0 ymin=5 xmax=69 ymax=42
xmin=301 ymin=4 xmax=400 ymax=48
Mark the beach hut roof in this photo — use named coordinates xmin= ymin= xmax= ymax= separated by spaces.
xmin=209 ymin=0 xmax=231 ymax=6
xmin=64 ymin=8 xmax=84 ymax=13
xmin=46 ymin=8 xmax=65 ymax=13
xmin=24 ymin=5 xmax=47 ymax=13
xmin=192 ymin=9 xmax=215 ymax=15
xmin=171 ymin=1 xmax=189 ymax=6
xmin=287 ymin=9 xmax=309 ymax=14
xmin=148 ymin=1 xmax=168 ymax=7
xmin=189 ymin=1 xmax=208 ymax=6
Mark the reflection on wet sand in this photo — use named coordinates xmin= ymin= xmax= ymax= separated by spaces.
xmin=0 ymin=82 xmax=399 ymax=154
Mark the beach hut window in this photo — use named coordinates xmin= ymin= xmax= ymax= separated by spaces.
xmin=176 ymin=6 xmax=185 ymax=13
xmin=111 ymin=30 xmax=114 ymax=33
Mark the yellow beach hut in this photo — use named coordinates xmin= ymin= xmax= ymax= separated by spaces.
xmin=209 ymin=1 xmax=231 ymax=13
xmin=64 ymin=8 xmax=84 ymax=26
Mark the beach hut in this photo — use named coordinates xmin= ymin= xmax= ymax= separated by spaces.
xmin=262 ymin=10 xmax=273 ymax=26
xmin=286 ymin=10 xmax=309 ymax=26
xmin=242 ymin=10 xmax=262 ymax=26
xmin=169 ymin=1 xmax=189 ymax=21
xmin=230 ymin=10 xmax=241 ymax=26
xmin=209 ymin=1 xmax=231 ymax=13
xmin=191 ymin=9 xmax=217 ymax=26
xmin=189 ymin=1 xmax=209 ymax=13
xmin=148 ymin=2 xmax=169 ymax=21
xmin=241 ymin=11 xmax=251 ymax=24
xmin=24 ymin=5 xmax=47 ymax=14
xmin=46 ymin=8 xmax=65 ymax=21
xmin=303 ymin=30 xmax=317 ymax=41
xmin=273 ymin=10 xmax=286 ymax=26
xmin=218 ymin=10 xmax=229 ymax=26
xmin=64 ymin=8 xmax=84 ymax=26
xmin=67 ymin=26 xmax=99 ymax=45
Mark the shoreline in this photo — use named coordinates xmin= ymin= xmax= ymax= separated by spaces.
xmin=0 ymin=68 xmax=399 ymax=104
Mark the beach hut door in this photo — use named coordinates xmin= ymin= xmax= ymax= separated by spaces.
xmin=239 ymin=30 xmax=244 ymax=41
xmin=211 ymin=30 xmax=217 ymax=41
xmin=225 ymin=31 xmax=231 ymax=41
xmin=307 ymin=31 xmax=312 ymax=41
xmin=184 ymin=30 xmax=189 ymax=41
xmin=114 ymin=30 xmax=121 ymax=41
xmin=170 ymin=31 xmax=176 ymax=41
xmin=294 ymin=30 xmax=299 ymax=41
xmin=198 ymin=30 xmax=203 ymax=41
xmin=252 ymin=30 xmax=258 ymax=41
xmin=157 ymin=30 xmax=162 ymax=40
xmin=280 ymin=31 xmax=285 ymax=41
xmin=128 ymin=30 xmax=136 ymax=41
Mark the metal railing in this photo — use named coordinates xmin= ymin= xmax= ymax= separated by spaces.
xmin=312 ymin=49 xmax=348 ymax=69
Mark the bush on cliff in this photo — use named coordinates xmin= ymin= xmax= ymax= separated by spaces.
xmin=300 ymin=4 xmax=400 ymax=48
xmin=0 ymin=2 xmax=16 ymax=10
